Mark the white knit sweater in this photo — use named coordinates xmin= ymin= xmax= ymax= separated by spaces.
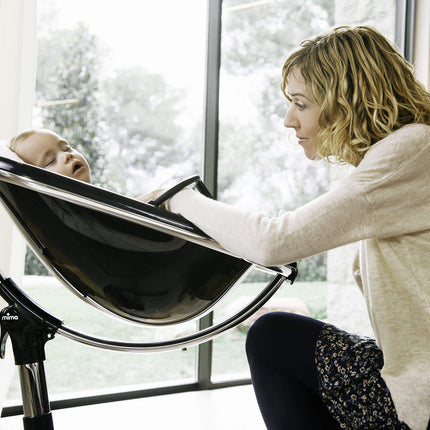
xmin=169 ymin=123 xmax=430 ymax=429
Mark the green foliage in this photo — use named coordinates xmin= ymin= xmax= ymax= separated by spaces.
xmin=24 ymin=247 xmax=49 ymax=276
xmin=101 ymin=67 xmax=199 ymax=195
xmin=36 ymin=23 xmax=107 ymax=185
xmin=297 ymin=254 xmax=327 ymax=282
xmin=222 ymin=0 xmax=334 ymax=75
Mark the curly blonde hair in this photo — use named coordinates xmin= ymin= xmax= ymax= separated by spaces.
xmin=281 ymin=26 xmax=430 ymax=166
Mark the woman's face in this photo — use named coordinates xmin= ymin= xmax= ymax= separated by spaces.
xmin=283 ymin=68 xmax=321 ymax=160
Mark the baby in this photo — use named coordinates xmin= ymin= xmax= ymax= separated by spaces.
xmin=8 ymin=129 xmax=91 ymax=183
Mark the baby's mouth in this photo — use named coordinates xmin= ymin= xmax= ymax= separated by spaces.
xmin=72 ymin=161 xmax=82 ymax=174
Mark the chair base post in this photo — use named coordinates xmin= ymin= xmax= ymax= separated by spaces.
xmin=22 ymin=412 xmax=54 ymax=430
xmin=18 ymin=362 xmax=53 ymax=429
xmin=1 ymin=274 xmax=58 ymax=430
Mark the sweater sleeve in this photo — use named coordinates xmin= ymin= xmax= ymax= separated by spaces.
xmin=169 ymin=124 xmax=430 ymax=267
xmin=168 ymin=185 xmax=374 ymax=266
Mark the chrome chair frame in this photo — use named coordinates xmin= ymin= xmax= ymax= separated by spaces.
xmin=0 ymin=157 xmax=297 ymax=429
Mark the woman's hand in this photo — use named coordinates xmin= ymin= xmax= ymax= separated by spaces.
xmin=138 ymin=189 xmax=166 ymax=203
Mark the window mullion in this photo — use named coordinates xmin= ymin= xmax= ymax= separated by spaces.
xmin=395 ymin=0 xmax=416 ymax=61
xmin=197 ymin=0 xmax=222 ymax=390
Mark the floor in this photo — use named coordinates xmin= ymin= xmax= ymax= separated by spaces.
xmin=0 ymin=385 xmax=266 ymax=430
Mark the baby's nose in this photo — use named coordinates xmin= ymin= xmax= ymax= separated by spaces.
xmin=63 ymin=152 xmax=73 ymax=163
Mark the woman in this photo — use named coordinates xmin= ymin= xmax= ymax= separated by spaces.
xmin=146 ymin=26 xmax=430 ymax=429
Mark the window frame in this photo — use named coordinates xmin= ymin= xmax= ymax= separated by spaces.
xmin=1 ymin=0 xmax=418 ymax=417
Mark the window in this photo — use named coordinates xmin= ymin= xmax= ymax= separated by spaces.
xmin=211 ymin=0 xmax=397 ymax=382
xmin=4 ymin=0 xmax=411 ymax=410
xmin=34 ymin=0 xmax=206 ymax=195
xmin=7 ymin=0 xmax=207 ymax=401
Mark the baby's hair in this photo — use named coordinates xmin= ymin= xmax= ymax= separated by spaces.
xmin=9 ymin=129 xmax=37 ymax=154
xmin=282 ymin=26 xmax=430 ymax=166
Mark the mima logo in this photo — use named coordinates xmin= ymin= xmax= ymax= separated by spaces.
xmin=1 ymin=312 xmax=19 ymax=321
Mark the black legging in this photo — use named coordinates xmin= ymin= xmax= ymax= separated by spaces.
xmin=245 ymin=312 xmax=341 ymax=430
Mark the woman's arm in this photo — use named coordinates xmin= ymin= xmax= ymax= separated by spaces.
xmin=168 ymin=124 xmax=430 ymax=267
xmin=168 ymin=184 xmax=372 ymax=266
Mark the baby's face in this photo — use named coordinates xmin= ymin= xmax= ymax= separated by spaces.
xmin=15 ymin=130 xmax=91 ymax=183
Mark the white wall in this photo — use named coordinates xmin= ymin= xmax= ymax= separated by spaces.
xmin=414 ymin=0 xmax=430 ymax=90
xmin=0 ymin=0 xmax=37 ymax=412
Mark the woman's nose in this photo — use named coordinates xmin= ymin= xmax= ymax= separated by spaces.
xmin=283 ymin=107 xmax=298 ymax=129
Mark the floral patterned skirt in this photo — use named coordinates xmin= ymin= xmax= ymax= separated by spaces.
xmin=315 ymin=324 xmax=410 ymax=430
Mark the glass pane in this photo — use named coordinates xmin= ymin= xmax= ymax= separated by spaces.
xmin=6 ymin=277 xmax=197 ymax=400
xmin=34 ymin=0 xmax=206 ymax=195
xmin=6 ymin=0 xmax=206 ymax=401
xmin=212 ymin=0 xmax=397 ymax=382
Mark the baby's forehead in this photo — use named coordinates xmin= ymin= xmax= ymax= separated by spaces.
xmin=33 ymin=130 xmax=61 ymax=140
xmin=25 ymin=131 xmax=64 ymax=147
xmin=15 ymin=132 xmax=60 ymax=161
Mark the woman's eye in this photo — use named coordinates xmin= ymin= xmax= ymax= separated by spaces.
xmin=45 ymin=158 xmax=55 ymax=167
xmin=295 ymin=102 xmax=305 ymax=110
xmin=64 ymin=144 xmax=72 ymax=151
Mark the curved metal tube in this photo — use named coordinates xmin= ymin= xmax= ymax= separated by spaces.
xmin=0 ymin=167 xmax=293 ymax=278
xmin=0 ymin=161 xmax=297 ymax=350
xmin=58 ymin=274 xmax=286 ymax=353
